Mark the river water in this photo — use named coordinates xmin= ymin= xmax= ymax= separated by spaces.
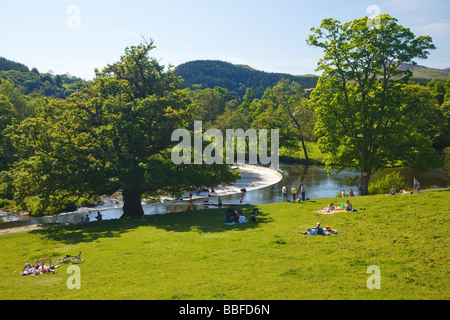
xmin=0 ymin=164 xmax=448 ymax=230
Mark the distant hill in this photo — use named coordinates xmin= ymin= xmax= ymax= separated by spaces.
xmin=0 ymin=57 xmax=87 ymax=98
xmin=0 ymin=57 xmax=29 ymax=73
xmin=400 ymin=63 xmax=450 ymax=80
xmin=175 ymin=60 xmax=319 ymax=98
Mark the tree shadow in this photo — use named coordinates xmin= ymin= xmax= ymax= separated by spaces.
xmin=31 ymin=205 xmax=273 ymax=244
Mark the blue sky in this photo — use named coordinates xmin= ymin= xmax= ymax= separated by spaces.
xmin=1 ymin=0 xmax=449 ymax=80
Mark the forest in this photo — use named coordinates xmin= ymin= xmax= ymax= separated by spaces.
xmin=0 ymin=15 xmax=449 ymax=219
xmin=0 ymin=57 xmax=86 ymax=98
xmin=175 ymin=60 xmax=319 ymax=98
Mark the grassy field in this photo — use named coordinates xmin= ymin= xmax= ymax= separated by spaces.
xmin=0 ymin=189 xmax=448 ymax=300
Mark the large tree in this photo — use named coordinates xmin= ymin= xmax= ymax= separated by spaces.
xmin=307 ymin=15 xmax=442 ymax=193
xmin=10 ymin=41 xmax=239 ymax=218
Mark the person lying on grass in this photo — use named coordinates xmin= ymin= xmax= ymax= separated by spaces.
xmin=21 ymin=258 xmax=57 ymax=276
xmin=300 ymin=223 xmax=324 ymax=235
xmin=324 ymin=226 xmax=340 ymax=234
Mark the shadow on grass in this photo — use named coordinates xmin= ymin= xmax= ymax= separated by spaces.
xmin=32 ymin=204 xmax=273 ymax=244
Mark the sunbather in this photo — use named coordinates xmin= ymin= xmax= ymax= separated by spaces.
xmin=21 ymin=258 xmax=55 ymax=276
xmin=326 ymin=203 xmax=335 ymax=212
xmin=300 ymin=223 xmax=324 ymax=235
xmin=21 ymin=263 xmax=39 ymax=276
xmin=38 ymin=258 xmax=55 ymax=274
xmin=325 ymin=226 xmax=340 ymax=235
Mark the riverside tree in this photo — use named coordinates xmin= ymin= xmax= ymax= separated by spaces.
xmin=9 ymin=41 xmax=239 ymax=218
xmin=307 ymin=15 xmax=442 ymax=194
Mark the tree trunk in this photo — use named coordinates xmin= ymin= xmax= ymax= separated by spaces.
xmin=360 ymin=169 xmax=372 ymax=195
xmin=300 ymin=138 xmax=309 ymax=160
xmin=121 ymin=188 xmax=144 ymax=219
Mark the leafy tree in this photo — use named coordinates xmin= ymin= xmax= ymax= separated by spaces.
xmin=307 ymin=15 xmax=441 ymax=194
xmin=252 ymin=79 xmax=316 ymax=160
xmin=186 ymin=86 xmax=237 ymax=126
xmin=10 ymin=41 xmax=238 ymax=218
xmin=0 ymin=94 xmax=16 ymax=172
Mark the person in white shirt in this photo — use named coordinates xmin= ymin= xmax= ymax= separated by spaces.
xmin=236 ymin=211 xmax=246 ymax=224
xmin=282 ymin=184 xmax=287 ymax=202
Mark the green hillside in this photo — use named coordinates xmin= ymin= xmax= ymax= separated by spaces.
xmin=401 ymin=63 xmax=450 ymax=80
xmin=0 ymin=57 xmax=87 ymax=98
xmin=175 ymin=60 xmax=319 ymax=98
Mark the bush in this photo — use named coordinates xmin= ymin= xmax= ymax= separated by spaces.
xmin=369 ymin=171 xmax=406 ymax=195
xmin=19 ymin=195 xmax=77 ymax=216
xmin=0 ymin=199 xmax=10 ymax=208
xmin=75 ymin=197 xmax=90 ymax=207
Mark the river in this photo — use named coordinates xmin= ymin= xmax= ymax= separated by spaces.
xmin=0 ymin=164 xmax=448 ymax=230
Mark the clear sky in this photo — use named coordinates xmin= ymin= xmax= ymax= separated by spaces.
xmin=1 ymin=0 xmax=449 ymax=80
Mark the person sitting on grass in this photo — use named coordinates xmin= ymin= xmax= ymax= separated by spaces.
xmin=344 ymin=200 xmax=353 ymax=212
xmin=389 ymin=186 xmax=396 ymax=195
xmin=236 ymin=211 xmax=247 ymax=224
xmin=300 ymin=223 xmax=324 ymax=235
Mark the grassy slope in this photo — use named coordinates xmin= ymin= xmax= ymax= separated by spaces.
xmin=0 ymin=189 xmax=448 ymax=300
xmin=279 ymin=142 xmax=326 ymax=164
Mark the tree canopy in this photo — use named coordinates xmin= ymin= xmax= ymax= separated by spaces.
xmin=307 ymin=14 xmax=443 ymax=193
xmin=9 ymin=41 xmax=239 ymax=218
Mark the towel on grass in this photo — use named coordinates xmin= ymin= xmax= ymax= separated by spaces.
xmin=315 ymin=208 xmax=345 ymax=214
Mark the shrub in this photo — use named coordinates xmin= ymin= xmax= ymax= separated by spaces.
xmin=369 ymin=171 xmax=405 ymax=195
xmin=19 ymin=195 xmax=77 ymax=216
xmin=0 ymin=199 xmax=10 ymax=208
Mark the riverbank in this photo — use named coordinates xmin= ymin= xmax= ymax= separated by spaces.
xmin=1 ymin=188 xmax=448 ymax=299
xmin=0 ymin=164 xmax=283 ymax=230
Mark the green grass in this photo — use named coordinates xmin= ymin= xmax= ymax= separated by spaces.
xmin=0 ymin=189 xmax=449 ymax=300
xmin=279 ymin=142 xmax=326 ymax=164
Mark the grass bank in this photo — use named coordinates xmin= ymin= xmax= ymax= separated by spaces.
xmin=279 ymin=142 xmax=325 ymax=165
xmin=0 ymin=189 xmax=448 ymax=300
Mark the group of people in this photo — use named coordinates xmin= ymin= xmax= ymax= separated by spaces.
xmin=21 ymin=258 xmax=58 ymax=276
xmin=225 ymin=209 xmax=247 ymax=224
xmin=323 ymin=200 xmax=354 ymax=213
xmin=341 ymin=189 xmax=356 ymax=197
xmin=282 ymin=182 xmax=306 ymax=202
xmin=80 ymin=211 xmax=102 ymax=223
xmin=387 ymin=177 xmax=421 ymax=196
